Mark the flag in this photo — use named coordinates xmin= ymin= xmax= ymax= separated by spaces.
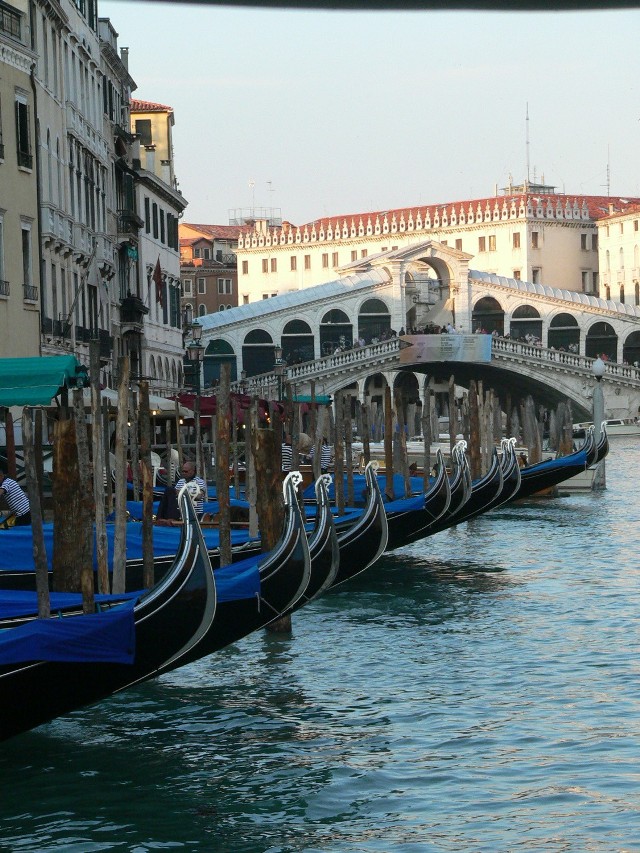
xmin=153 ymin=257 xmax=163 ymax=308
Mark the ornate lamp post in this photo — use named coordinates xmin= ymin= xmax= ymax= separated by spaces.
xmin=274 ymin=344 xmax=286 ymax=401
xmin=187 ymin=320 xmax=205 ymax=475
xmin=592 ymin=356 xmax=605 ymax=444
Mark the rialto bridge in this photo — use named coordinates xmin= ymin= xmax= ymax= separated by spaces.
xmin=190 ymin=241 xmax=640 ymax=422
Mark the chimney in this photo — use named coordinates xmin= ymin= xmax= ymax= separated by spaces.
xmin=120 ymin=47 xmax=129 ymax=70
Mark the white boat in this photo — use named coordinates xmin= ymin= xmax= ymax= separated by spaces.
xmin=573 ymin=418 xmax=640 ymax=438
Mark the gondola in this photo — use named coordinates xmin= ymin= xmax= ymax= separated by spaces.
xmin=0 ymin=475 xmax=309 ymax=743
xmin=594 ymin=422 xmax=610 ymax=463
xmin=329 ymin=462 xmax=388 ymax=588
xmin=268 ymin=474 xmax=340 ymax=622
xmin=508 ymin=428 xmax=596 ymax=502
xmin=383 ymin=449 xmax=452 ymax=551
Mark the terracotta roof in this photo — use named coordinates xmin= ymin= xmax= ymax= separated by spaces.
xmin=179 ymin=223 xmax=243 ymax=240
xmin=248 ymin=193 xmax=640 ymax=235
xmin=130 ymin=99 xmax=173 ymax=113
xmin=595 ymin=201 xmax=640 ymax=222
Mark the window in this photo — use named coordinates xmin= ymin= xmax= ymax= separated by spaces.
xmin=620 ymin=222 xmax=624 ymax=235
xmin=513 ymin=233 xmax=520 ymax=249
xmin=322 ymin=253 xmax=329 ymax=268
xmin=304 ymin=254 xmax=311 ymax=270
xmin=15 ymin=96 xmax=32 ymax=169
xmin=531 ymin=231 xmax=539 ymax=249
xmin=144 ymin=197 xmax=150 ymax=233
xmin=532 ymin=268 xmax=541 ymax=284
xmin=242 ymin=260 xmax=248 ymax=275
xmin=361 ymin=249 xmax=367 ymax=258
xmin=160 ymin=209 xmax=165 ymax=244
xmin=332 ymin=252 xmax=339 ymax=266
xmin=21 ymin=224 xmax=35 ymax=299
xmin=290 ymin=255 xmax=297 ymax=271
xmin=0 ymin=95 xmax=4 ymax=159
xmin=0 ymin=3 xmax=21 ymax=39
xmin=270 ymin=258 xmax=277 ymax=273
xmin=635 ymin=220 xmax=639 ymax=233
xmin=581 ymin=271 xmax=589 ymax=290
xmin=194 ymin=248 xmax=200 ymax=258
xmin=351 ymin=250 xmax=357 ymax=261
xmin=183 ymin=278 xmax=192 ymax=296
xmin=441 ymin=240 xmax=447 ymax=247
xmin=135 ymin=119 xmax=152 ymax=146
xmin=455 ymin=239 xmax=462 ymax=251
xmin=198 ymin=304 xmax=206 ymax=317
xmin=197 ymin=277 xmax=205 ymax=294
xmin=592 ymin=234 xmax=597 ymax=251
xmin=0 ymin=214 xmax=5 ymax=291
xmin=152 ymin=203 xmax=158 ymax=239
xmin=218 ymin=304 xmax=225 ymax=311
xmin=242 ymin=294 xmax=249 ymax=304
xmin=262 ymin=258 xmax=268 ymax=273
xmin=593 ymin=272 xmax=599 ymax=294
xmin=271 ymin=292 xmax=277 ymax=298
xmin=217 ymin=278 xmax=232 ymax=294
xmin=581 ymin=233 xmax=588 ymax=250
xmin=478 ymin=236 xmax=486 ymax=252
xmin=202 ymin=248 xmax=210 ymax=259
xmin=513 ymin=270 xmax=521 ymax=280
xmin=262 ymin=294 xmax=269 ymax=299
xmin=488 ymin=235 xmax=496 ymax=251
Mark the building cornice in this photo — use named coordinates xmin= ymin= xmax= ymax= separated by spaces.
xmin=135 ymin=167 xmax=187 ymax=211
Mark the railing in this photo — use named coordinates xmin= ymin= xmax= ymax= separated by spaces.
xmin=491 ymin=336 xmax=640 ymax=383
xmin=23 ymin=284 xmax=38 ymax=302
xmin=17 ymin=150 xmax=33 ymax=170
xmin=0 ymin=279 xmax=9 ymax=297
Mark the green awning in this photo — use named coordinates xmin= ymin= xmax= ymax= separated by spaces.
xmin=292 ymin=395 xmax=332 ymax=404
xmin=0 ymin=356 xmax=89 ymax=407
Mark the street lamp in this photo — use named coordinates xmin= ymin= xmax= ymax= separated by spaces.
xmin=274 ymin=344 xmax=286 ymax=401
xmin=187 ymin=320 xmax=204 ymax=379
xmin=592 ymin=356 xmax=605 ymax=443
xmin=186 ymin=320 xmax=205 ymax=476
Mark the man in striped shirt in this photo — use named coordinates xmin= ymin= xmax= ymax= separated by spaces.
xmin=0 ymin=465 xmax=31 ymax=525
xmin=281 ymin=436 xmax=293 ymax=472
xmin=175 ymin=460 xmax=207 ymax=518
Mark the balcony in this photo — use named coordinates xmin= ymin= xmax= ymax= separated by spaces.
xmin=0 ymin=279 xmax=9 ymax=298
xmin=23 ymin=284 xmax=38 ymax=302
xmin=118 ymin=210 xmax=144 ymax=236
xmin=99 ymin=329 xmax=113 ymax=359
xmin=119 ymin=294 xmax=148 ymax=327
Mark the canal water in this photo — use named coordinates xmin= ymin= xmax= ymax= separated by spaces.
xmin=1 ymin=438 xmax=639 ymax=851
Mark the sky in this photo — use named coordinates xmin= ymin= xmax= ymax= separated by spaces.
xmin=100 ymin=1 xmax=640 ymax=226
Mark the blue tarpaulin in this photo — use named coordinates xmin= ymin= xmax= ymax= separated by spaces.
xmin=0 ymin=601 xmax=136 ymax=665
xmin=214 ymin=555 xmax=261 ymax=602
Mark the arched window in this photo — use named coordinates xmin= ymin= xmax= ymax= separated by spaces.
xmin=282 ymin=319 xmax=315 ymax=363
xmin=242 ymin=329 xmax=275 ymax=377
xmin=509 ymin=304 xmax=542 ymax=342
xmin=198 ymin=304 xmax=206 ymax=317
xmin=358 ymin=298 xmax=391 ymax=344
xmin=320 ymin=308 xmax=353 ymax=355
xmin=548 ymin=313 xmax=580 ymax=352
xmin=623 ymin=331 xmax=640 ymax=366
xmin=472 ymin=296 xmax=504 ymax=335
xmin=204 ymin=338 xmax=236 ymax=385
xmin=586 ymin=321 xmax=617 ymax=361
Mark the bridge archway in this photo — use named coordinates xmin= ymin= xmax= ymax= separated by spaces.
xmin=548 ymin=312 xmax=580 ymax=352
xmin=320 ymin=309 xmax=353 ymax=355
xmin=585 ymin=321 xmax=618 ymax=361
xmin=242 ymin=329 xmax=275 ymax=377
xmin=203 ymin=339 xmax=237 ymax=385
xmin=623 ymin=331 xmax=640 ymax=366
xmin=358 ymin=298 xmax=391 ymax=343
xmin=282 ymin=319 xmax=314 ymax=364
xmin=472 ymin=296 xmax=504 ymax=335
xmin=510 ymin=305 xmax=542 ymax=342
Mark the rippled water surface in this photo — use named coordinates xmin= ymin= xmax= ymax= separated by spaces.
xmin=2 ymin=439 xmax=640 ymax=851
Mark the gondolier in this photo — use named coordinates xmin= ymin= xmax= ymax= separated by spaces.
xmin=0 ymin=463 xmax=31 ymax=526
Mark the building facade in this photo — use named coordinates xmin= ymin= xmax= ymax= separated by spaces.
xmin=0 ymin=0 xmax=42 ymax=357
xmin=179 ymin=226 xmax=240 ymax=322
xmin=597 ymin=203 xmax=640 ymax=306
xmin=234 ymin=183 xmax=640 ymax=310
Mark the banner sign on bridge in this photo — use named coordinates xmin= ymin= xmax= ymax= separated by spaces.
xmin=399 ymin=334 xmax=492 ymax=364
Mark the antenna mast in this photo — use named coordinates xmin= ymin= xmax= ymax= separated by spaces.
xmin=526 ymin=102 xmax=530 ymax=187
